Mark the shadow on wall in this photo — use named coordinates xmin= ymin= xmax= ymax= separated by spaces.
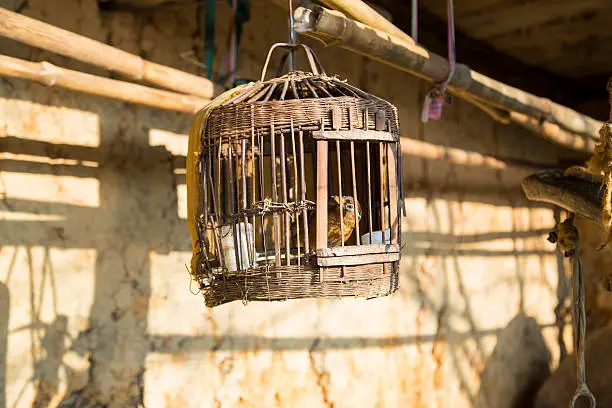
xmin=473 ymin=313 xmax=551 ymax=408
xmin=0 ymin=85 xmax=565 ymax=406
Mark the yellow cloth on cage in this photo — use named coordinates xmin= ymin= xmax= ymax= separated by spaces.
xmin=186 ymin=83 xmax=256 ymax=278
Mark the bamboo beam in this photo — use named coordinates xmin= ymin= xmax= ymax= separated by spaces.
xmin=318 ymin=0 xmax=412 ymax=44
xmin=0 ymin=54 xmax=208 ymax=113
xmin=293 ymin=6 xmax=602 ymax=151
xmin=373 ymin=0 xmax=573 ymax=105
xmin=1 ymin=51 xmax=554 ymax=172
xmin=0 ymin=7 xmax=221 ymax=99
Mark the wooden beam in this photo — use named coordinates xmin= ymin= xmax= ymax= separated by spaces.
xmin=378 ymin=0 xmax=569 ymax=103
xmin=293 ymin=5 xmax=601 ymax=153
xmin=0 ymin=54 xmax=208 ymax=113
xmin=369 ymin=0 xmax=611 ymax=115
xmin=318 ymin=0 xmax=412 ymax=43
xmin=0 ymin=7 xmax=221 ymax=99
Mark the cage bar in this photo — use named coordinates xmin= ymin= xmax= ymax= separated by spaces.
xmin=366 ymin=141 xmax=373 ymax=243
xmin=299 ymin=129 xmax=309 ymax=255
xmin=270 ymin=123 xmax=281 ymax=266
xmin=316 ymin=140 xmax=328 ymax=250
xmin=290 ymin=121 xmax=302 ymax=266
xmin=250 ymin=110 xmax=257 ymax=266
xmin=387 ymin=142 xmax=399 ymax=245
xmin=258 ymin=132 xmax=268 ymax=268
xmin=379 ymin=142 xmax=386 ymax=235
xmin=280 ymin=129 xmax=291 ymax=265
xmin=335 ymin=140 xmax=344 ymax=246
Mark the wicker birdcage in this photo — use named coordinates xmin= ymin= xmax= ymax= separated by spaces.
xmin=187 ymin=43 xmax=404 ymax=307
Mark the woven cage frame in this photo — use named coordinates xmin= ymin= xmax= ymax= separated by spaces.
xmin=193 ymin=44 xmax=403 ymax=307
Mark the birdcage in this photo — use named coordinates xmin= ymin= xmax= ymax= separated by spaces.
xmin=188 ymin=43 xmax=404 ymax=307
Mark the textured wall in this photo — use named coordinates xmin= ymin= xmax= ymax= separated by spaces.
xmin=0 ymin=0 xmax=577 ymax=407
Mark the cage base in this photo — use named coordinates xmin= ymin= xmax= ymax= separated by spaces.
xmin=202 ymin=261 xmax=399 ymax=307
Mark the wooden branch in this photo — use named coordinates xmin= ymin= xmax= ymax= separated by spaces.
xmin=0 ymin=7 xmax=221 ymax=99
xmin=522 ymin=169 xmax=603 ymax=225
xmin=293 ymin=5 xmax=602 ymax=152
xmin=0 ymin=54 xmax=208 ymax=113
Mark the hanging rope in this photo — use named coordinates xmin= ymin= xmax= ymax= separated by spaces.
xmin=548 ymin=214 xmax=596 ymax=408
xmin=202 ymin=0 xmax=250 ymax=88
xmin=203 ymin=0 xmax=216 ymax=80
xmin=421 ymin=0 xmax=455 ymax=123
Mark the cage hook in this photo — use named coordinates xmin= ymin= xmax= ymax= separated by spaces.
xmin=288 ymin=0 xmax=297 ymax=71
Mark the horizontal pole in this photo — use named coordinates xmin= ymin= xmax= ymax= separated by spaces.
xmin=293 ymin=5 xmax=601 ymax=152
xmin=316 ymin=244 xmax=399 ymax=257
xmin=0 ymin=7 xmax=221 ymax=99
xmin=316 ymin=252 xmax=400 ymax=267
xmin=0 ymin=54 xmax=209 ymax=113
xmin=319 ymin=0 xmax=412 ymax=43
xmin=312 ymin=129 xmax=397 ymax=142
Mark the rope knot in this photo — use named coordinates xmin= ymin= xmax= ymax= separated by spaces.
xmin=550 ymin=216 xmax=579 ymax=257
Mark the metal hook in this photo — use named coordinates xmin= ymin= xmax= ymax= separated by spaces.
xmin=288 ymin=0 xmax=296 ymax=71
xmin=411 ymin=0 xmax=418 ymax=42
xmin=567 ymin=214 xmax=596 ymax=408
xmin=571 ymin=384 xmax=596 ymax=408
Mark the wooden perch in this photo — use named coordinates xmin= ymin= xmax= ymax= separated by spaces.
xmin=0 ymin=54 xmax=209 ymax=113
xmin=0 ymin=7 xmax=222 ymax=99
xmin=293 ymin=5 xmax=601 ymax=153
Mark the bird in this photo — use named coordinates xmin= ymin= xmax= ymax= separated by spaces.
xmin=292 ymin=195 xmax=362 ymax=252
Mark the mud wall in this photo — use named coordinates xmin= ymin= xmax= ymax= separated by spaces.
xmin=0 ymin=0 xmax=576 ymax=406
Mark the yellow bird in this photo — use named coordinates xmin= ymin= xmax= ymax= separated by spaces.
xmin=293 ymin=195 xmax=362 ymax=251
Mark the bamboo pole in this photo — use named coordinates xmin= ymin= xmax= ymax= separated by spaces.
xmin=293 ymin=6 xmax=602 ymax=151
xmin=0 ymin=54 xmax=208 ymax=113
xmin=318 ymin=0 xmax=412 ymax=44
xmin=0 ymin=7 xmax=221 ymax=99
xmin=0 ymin=56 xmax=562 ymax=173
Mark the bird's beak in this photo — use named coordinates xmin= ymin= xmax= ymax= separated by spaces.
xmin=357 ymin=212 xmax=362 ymax=221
